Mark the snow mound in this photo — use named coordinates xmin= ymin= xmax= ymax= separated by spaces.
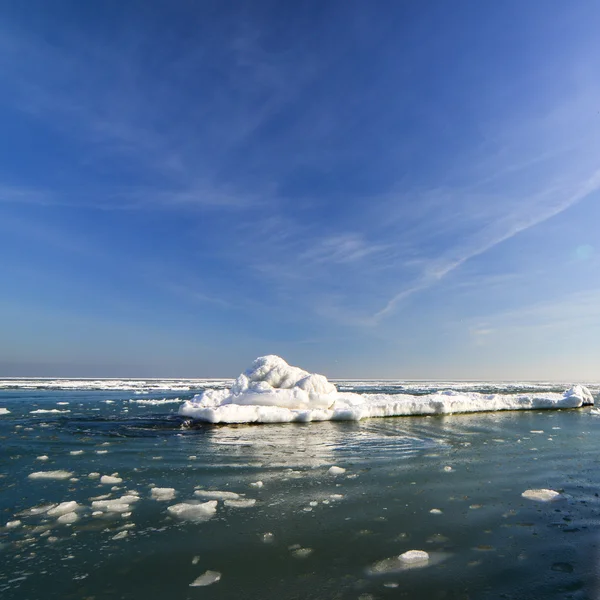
xmin=179 ymin=356 xmax=595 ymax=424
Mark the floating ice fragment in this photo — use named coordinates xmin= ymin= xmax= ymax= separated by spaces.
xmin=429 ymin=509 xmax=442 ymax=515
xmin=328 ymin=466 xmax=346 ymax=476
xmin=189 ymin=570 xmax=221 ymax=587
xmin=28 ymin=470 xmax=73 ymax=480
xmin=88 ymin=472 xmax=100 ymax=479
xmin=443 ymin=466 xmax=453 ymax=472
xmin=167 ymin=501 xmax=217 ymax=522
xmin=0 ymin=408 xmax=10 ymax=415
xmin=522 ymin=489 xmax=562 ymax=502
xmin=224 ymin=498 xmax=256 ymax=508
xmin=30 ymin=409 xmax=70 ymax=414
xmin=69 ymin=450 xmax=84 ymax=456
xmin=250 ymin=481 xmax=263 ymax=488
xmin=291 ymin=547 xmax=313 ymax=558
xmin=112 ymin=531 xmax=128 ymax=540
xmin=100 ymin=475 xmax=122 ymax=485
xmin=261 ymin=532 xmax=275 ymax=543
xmin=36 ymin=455 xmax=49 ymax=461
xmin=151 ymin=487 xmax=176 ymax=501
xmin=6 ymin=520 xmax=21 ymax=528
xmin=194 ymin=490 xmax=240 ymax=500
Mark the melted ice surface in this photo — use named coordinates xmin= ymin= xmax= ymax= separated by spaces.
xmin=179 ymin=356 xmax=595 ymax=424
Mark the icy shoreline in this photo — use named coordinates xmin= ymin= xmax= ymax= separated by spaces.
xmin=179 ymin=356 xmax=595 ymax=424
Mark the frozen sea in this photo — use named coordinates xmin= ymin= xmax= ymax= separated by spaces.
xmin=1 ymin=378 xmax=600 ymax=600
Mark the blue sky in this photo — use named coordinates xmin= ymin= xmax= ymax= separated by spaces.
xmin=1 ymin=1 xmax=599 ymax=379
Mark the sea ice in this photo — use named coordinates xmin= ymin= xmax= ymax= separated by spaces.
xmin=151 ymin=487 xmax=177 ymax=501
xmin=0 ymin=408 xmax=10 ymax=415
xmin=6 ymin=520 xmax=21 ymax=528
xmin=36 ymin=455 xmax=49 ymax=461
xmin=179 ymin=356 xmax=595 ymax=424
xmin=30 ymin=409 xmax=70 ymax=414
xmin=57 ymin=512 xmax=79 ymax=524
xmin=522 ymin=489 xmax=562 ymax=502
xmin=28 ymin=470 xmax=73 ymax=480
xmin=250 ymin=481 xmax=263 ymax=488
xmin=189 ymin=570 xmax=221 ymax=587
xmin=167 ymin=500 xmax=218 ymax=522
xmin=69 ymin=450 xmax=84 ymax=456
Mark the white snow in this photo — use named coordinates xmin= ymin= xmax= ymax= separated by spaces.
xmin=28 ymin=470 xmax=73 ymax=480
xmin=167 ymin=500 xmax=217 ymax=522
xmin=179 ymin=356 xmax=595 ymax=424
xmin=151 ymin=487 xmax=177 ymax=501
xmin=522 ymin=489 xmax=562 ymax=502
xmin=189 ymin=570 xmax=221 ymax=587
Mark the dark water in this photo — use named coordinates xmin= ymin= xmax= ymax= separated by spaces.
xmin=1 ymin=381 xmax=600 ymax=600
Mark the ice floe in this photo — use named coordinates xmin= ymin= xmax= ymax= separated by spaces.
xmin=151 ymin=487 xmax=177 ymax=501
xmin=194 ymin=490 xmax=240 ymax=500
xmin=521 ymin=489 xmax=563 ymax=502
xmin=100 ymin=474 xmax=123 ymax=485
xmin=0 ymin=408 xmax=10 ymax=415
xmin=28 ymin=470 xmax=73 ymax=480
xmin=189 ymin=570 xmax=221 ymax=586
xmin=180 ymin=356 xmax=594 ymax=424
xmin=167 ymin=500 xmax=218 ymax=521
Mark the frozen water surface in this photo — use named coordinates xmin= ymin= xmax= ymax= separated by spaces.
xmin=0 ymin=370 xmax=599 ymax=599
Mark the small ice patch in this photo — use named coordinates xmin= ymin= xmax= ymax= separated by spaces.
xmin=30 ymin=409 xmax=70 ymax=414
xmin=6 ymin=520 xmax=21 ymax=528
xmin=250 ymin=481 xmax=263 ymax=488
xmin=112 ymin=531 xmax=128 ymax=540
xmin=88 ymin=472 xmax=100 ymax=479
xmin=189 ymin=570 xmax=221 ymax=587
xmin=100 ymin=475 xmax=123 ymax=485
xmin=151 ymin=487 xmax=176 ymax=501
xmin=522 ymin=489 xmax=562 ymax=502
xmin=328 ymin=466 xmax=346 ymax=476
xmin=28 ymin=470 xmax=73 ymax=480
xmin=0 ymin=408 xmax=10 ymax=415
xmin=36 ymin=455 xmax=49 ymax=461
xmin=167 ymin=501 xmax=217 ymax=522
xmin=291 ymin=547 xmax=313 ymax=559
xmin=429 ymin=509 xmax=442 ymax=515
xmin=69 ymin=450 xmax=84 ymax=456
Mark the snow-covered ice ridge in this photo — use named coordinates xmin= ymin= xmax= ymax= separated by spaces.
xmin=179 ymin=356 xmax=595 ymax=424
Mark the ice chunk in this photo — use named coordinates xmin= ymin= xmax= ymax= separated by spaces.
xmin=0 ymin=408 xmax=10 ymax=415
xmin=151 ymin=487 xmax=177 ymax=501
xmin=250 ymin=481 xmax=263 ymax=488
xmin=6 ymin=520 xmax=21 ymax=528
xmin=88 ymin=472 xmax=100 ymax=479
xmin=112 ymin=531 xmax=128 ymax=540
xmin=189 ymin=570 xmax=221 ymax=587
xmin=100 ymin=475 xmax=123 ymax=485
xmin=522 ymin=489 xmax=562 ymax=502
xmin=194 ymin=490 xmax=240 ymax=500
xmin=399 ymin=550 xmax=429 ymax=564
xmin=291 ymin=547 xmax=313 ymax=558
xmin=30 ymin=409 xmax=70 ymax=414
xmin=69 ymin=450 xmax=84 ymax=456
xmin=328 ymin=466 xmax=346 ymax=475
xmin=47 ymin=501 xmax=81 ymax=517
xmin=28 ymin=470 xmax=73 ymax=480
xmin=167 ymin=501 xmax=217 ymax=522
xmin=36 ymin=455 xmax=49 ymax=461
